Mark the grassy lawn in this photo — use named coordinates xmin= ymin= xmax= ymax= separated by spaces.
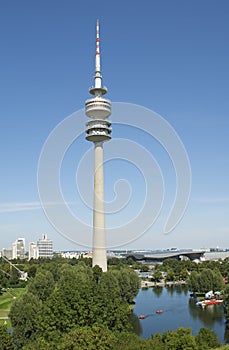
xmin=0 ymin=288 xmax=26 ymax=327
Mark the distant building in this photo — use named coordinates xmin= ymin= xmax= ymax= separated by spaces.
xmin=1 ymin=247 xmax=13 ymax=260
xmin=83 ymin=252 xmax=93 ymax=259
xmin=60 ymin=251 xmax=80 ymax=259
xmin=12 ymin=238 xmax=25 ymax=259
xmin=37 ymin=234 xmax=53 ymax=258
xmin=28 ymin=242 xmax=39 ymax=260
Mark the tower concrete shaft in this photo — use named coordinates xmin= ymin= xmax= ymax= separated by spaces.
xmin=85 ymin=20 xmax=111 ymax=272
xmin=92 ymin=142 xmax=106 ymax=271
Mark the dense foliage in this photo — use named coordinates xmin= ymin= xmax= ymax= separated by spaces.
xmin=8 ymin=262 xmax=139 ymax=348
xmin=0 ymin=324 xmax=222 ymax=350
xmin=223 ymin=284 xmax=229 ymax=329
xmin=0 ymin=325 xmax=14 ymax=350
xmin=187 ymin=268 xmax=224 ymax=293
xmin=1 ymin=256 xmax=229 ymax=349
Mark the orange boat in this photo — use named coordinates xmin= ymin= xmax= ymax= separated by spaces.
xmin=139 ymin=315 xmax=147 ymax=319
xmin=156 ymin=309 xmax=164 ymax=314
xmin=201 ymin=299 xmax=223 ymax=307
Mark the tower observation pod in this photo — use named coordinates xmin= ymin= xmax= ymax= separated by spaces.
xmin=85 ymin=20 xmax=111 ymax=272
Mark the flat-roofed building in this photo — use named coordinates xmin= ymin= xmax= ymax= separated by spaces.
xmin=28 ymin=242 xmax=39 ymax=260
xmin=12 ymin=238 xmax=25 ymax=259
xmin=37 ymin=234 xmax=53 ymax=258
xmin=1 ymin=248 xmax=13 ymax=260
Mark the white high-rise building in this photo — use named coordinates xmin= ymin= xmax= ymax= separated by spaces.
xmin=28 ymin=242 xmax=39 ymax=260
xmin=1 ymin=248 xmax=13 ymax=260
xmin=37 ymin=234 xmax=53 ymax=258
xmin=12 ymin=238 xmax=25 ymax=259
xmin=85 ymin=21 xmax=112 ymax=272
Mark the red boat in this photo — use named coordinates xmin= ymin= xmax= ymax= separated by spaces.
xmin=202 ymin=299 xmax=223 ymax=307
xmin=139 ymin=315 xmax=146 ymax=319
xmin=156 ymin=309 xmax=164 ymax=314
xmin=197 ymin=299 xmax=224 ymax=308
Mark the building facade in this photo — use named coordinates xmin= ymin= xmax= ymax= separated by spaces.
xmin=37 ymin=234 xmax=53 ymax=258
xmin=1 ymin=248 xmax=13 ymax=260
xmin=28 ymin=242 xmax=39 ymax=260
xmin=12 ymin=238 xmax=25 ymax=259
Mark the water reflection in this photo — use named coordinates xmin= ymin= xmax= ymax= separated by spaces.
xmin=152 ymin=286 xmax=163 ymax=297
xmin=129 ymin=312 xmax=142 ymax=336
xmin=165 ymin=285 xmax=175 ymax=295
xmin=132 ymin=286 xmax=226 ymax=343
xmin=188 ymin=298 xmax=224 ymax=326
xmin=165 ymin=284 xmax=189 ymax=295
xmin=224 ymin=326 xmax=229 ymax=343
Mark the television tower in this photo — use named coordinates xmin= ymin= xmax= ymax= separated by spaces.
xmin=85 ymin=20 xmax=111 ymax=272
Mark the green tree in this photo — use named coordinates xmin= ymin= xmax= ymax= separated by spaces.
xmin=140 ymin=265 xmax=149 ymax=272
xmin=195 ymin=327 xmax=220 ymax=349
xmin=8 ymin=269 xmax=20 ymax=287
xmin=38 ymin=264 xmax=95 ymax=340
xmin=212 ymin=269 xmax=224 ymax=291
xmin=27 ymin=265 xmax=37 ymax=278
xmin=92 ymin=264 xmax=103 ymax=283
xmin=112 ymin=331 xmax=153 ymax=350
xmin=0 ymin=277 xmax=9 ymax=289
xmin=163 ymin=259 xmax=180 ymax=279
xmin=224 ymin=284 xmax=229 ymax=327
xmin=27 ymin=270 xmax=55 ymax=301
xmin=187 ymin=271 xmax=200 ymax=292
xmin=21 ymin=338 xmax=55 ymax=350
xmin=165 ymin=268 xmax=175 ymax=282
xmin=114 ymin=268 xmax=140 ymax=303
xmin=9 ymin=292 xmax=42 ymax=349
xmin=107 ymin=257 xmax=122 ymax=266
xmin=148 ymin=333 xmax=165 ymax=350
xmin=58 ymin=325 xmax=117 ymax=350
xmin=199 ymin=269 xmax=215 ymax=292
xmin=163 ymin=258 xmax=179 ymax=269
xmin=0 ymin=324 xmax=14 ymax=350
xmin=152 ymin=269 xmax=163 ymax=282
xmin=93 ymin=270 xmax=130 ymax=331
xmin=179 ymin=268 xmax=189 ymax=281
xmin=161 ymin=327 xmax=198 ymax=350
xmin=188 ymin=268 xmax=224 ymax=293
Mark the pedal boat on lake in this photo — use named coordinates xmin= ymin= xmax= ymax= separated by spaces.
xmin=196 ymin=299 xmax=224 ymax=308
xmin=139 ymin=315 xmax=147 ymax=319
xmin=156 ymin=309 xmax=164 ymax=314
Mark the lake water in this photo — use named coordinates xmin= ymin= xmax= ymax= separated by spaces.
xmin=131 ymin=285 xmax=227 ymax=343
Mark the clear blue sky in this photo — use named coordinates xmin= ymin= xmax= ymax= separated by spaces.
xmin=0 ymin=0 xmax=228 ymax=251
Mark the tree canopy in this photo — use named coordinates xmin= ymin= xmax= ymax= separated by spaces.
xmin=2 ymin=257 xmax=228 ymax=349
xmin=8 ymin=263 xmax=140 ymax=348
xmin=187 ymin=268 xmax=224 ymax=293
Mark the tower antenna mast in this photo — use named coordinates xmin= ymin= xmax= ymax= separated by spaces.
xmin=85 ymin=20 xmax=112 ymax=272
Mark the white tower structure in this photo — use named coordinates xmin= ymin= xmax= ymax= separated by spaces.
xmin=85 ymin=20 xmax=111 ymax=272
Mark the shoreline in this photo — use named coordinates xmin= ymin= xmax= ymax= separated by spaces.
xmin=141 ymin=280 xmax=187 ymax=288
